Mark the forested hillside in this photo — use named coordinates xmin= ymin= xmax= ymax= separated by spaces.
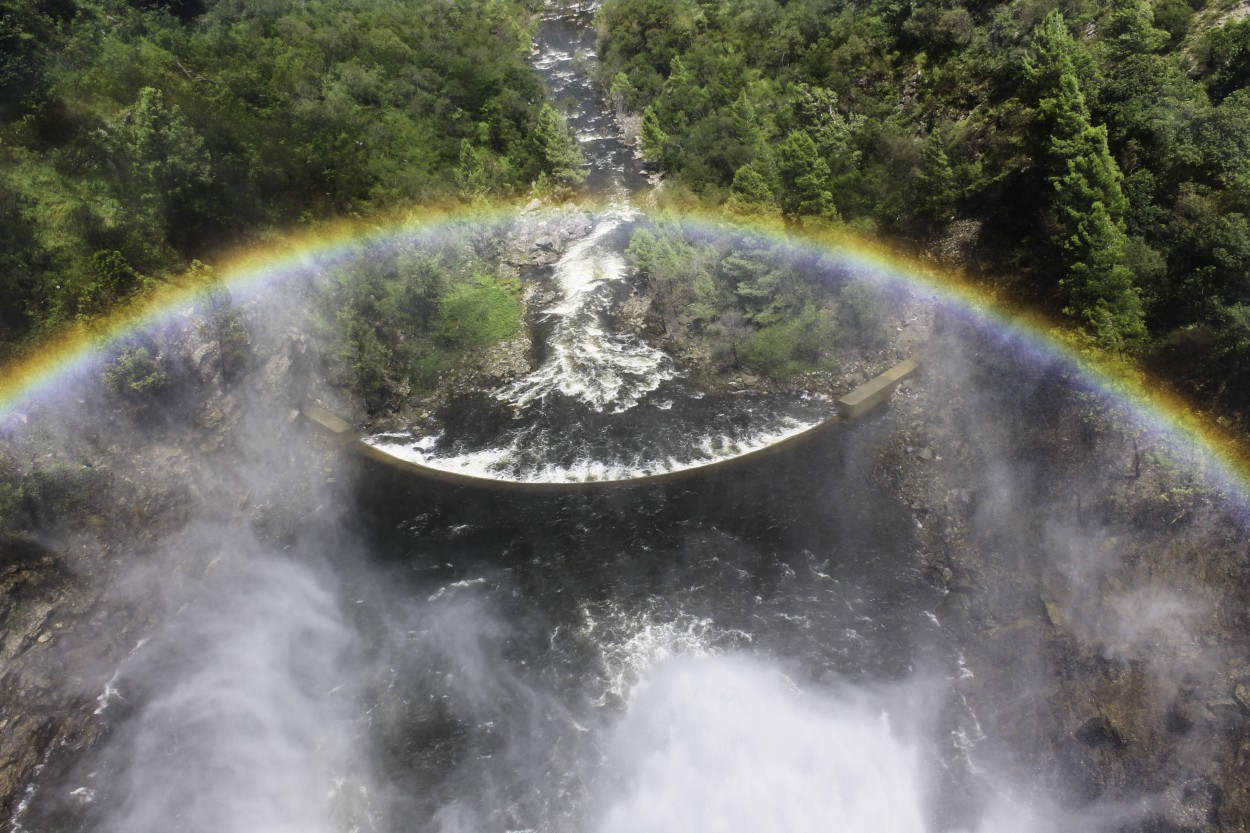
xmin=3 ymin=0 xmax=1249 ymax=427
xmin=0 ymin=0 xmax=585 ymax=357
xmin=596 ymin=0 xmax=1250 ymax=421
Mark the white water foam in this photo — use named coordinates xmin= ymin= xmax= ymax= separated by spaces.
xmin=592 ymin=654 xmax=927 ymax=833
xmin=365 ymin=410 xmax=825 ymax=483
xmin=575 ymin=602 xmax=750 ymax=705
xmin=499 ymin=206 xmax=676 ymax=414
xmin=93 ymin=637 xmax=150 ymax=716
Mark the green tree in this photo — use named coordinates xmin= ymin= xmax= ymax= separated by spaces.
xmin=1201 ymin=19 xmax=1250 ymax=105
xmin=912 ymin=130 xmax=958 ymax=227
xmin=708 ymin=308 xmax=752 ymax=369
xmin=1029 ymin=13 xmax=1145 ymax=350
xmin=1021 ymin=10 xmax=1099 ymax=113
xmin=195 ymin=263 xmax=250 ymax=389
xmin=626 ymin=226 xmax=712 ymax=335
xmin=726 ymin=163 xmax=779 ymax=216
xmin=775 ymin=130 xmax=836 ymax=220
xmin=109 ymin=87 xmax=212 ymax=228
xmin=738 ymin=304 xmax=837 ymax=379
xmin=1101 ymin=0 xmax=1168 ymax=59
xmin=639 ymin=105 xmax=671 ymax=165
xmin=595 ymin=0 xmax=701 ymax=106
xmin=1049 ymin=102 xmax=1142 ymax=348
xmin=791 ymin=84 xmax=861 ymax=176
xmin=338 ymin=304 xmax=400 ymax=415
xmin=456 ymin=139 xmax=504 ymax=201
xmin=0 ymin=182 xmax=51 ymax=340
xmin=1150 ymin=0 xmax=1193 ymax=48
xmin=76 ymin=250 xmax=141 ymax=316
xmin=104 ymin=344 xmax=169 ymax=399
xmin=1057 ymin=200 xmax=1146 ymax=351
xmin=533 ymin=103 xmax=586 ymax=191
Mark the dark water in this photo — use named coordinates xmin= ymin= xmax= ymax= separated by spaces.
xmin=343 ymin=412 xmax=956 ymax=831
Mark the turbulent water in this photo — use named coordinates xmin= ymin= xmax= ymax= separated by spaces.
xmin=363 ymin=5 xmax=835 ymax=484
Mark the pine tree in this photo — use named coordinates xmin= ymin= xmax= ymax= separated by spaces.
xmin=726 ymin=163 xmax=779 ymax=217
xmin=913 ymin=130 xmax=958 ymax=226
xmin=1103 ymin=0 xmax=1168 ymax=58
xmin=455 ymin=139 xmax=492 ymax=200
xmin=1027 ymin=13 xmax=1145 ymax=351
xmin=1058 ymin=200 xmax=1146 ymax=350
xmin=775 ymin=130 xmax=836 ymax=220
xmin=1022 ymin=11 xmax=1087 ymax=101
xmin=109 ymin=87 xmax=211 ymax=235
xmin=792 ymin=83 xmax=861 ymax=175
xmin=639 ymin=105 xmax=670 ymax=165
xmin=534 ymin=103 xmax=586 ymax=188
xmin=729 ymin=93 xmax=764 ymax=159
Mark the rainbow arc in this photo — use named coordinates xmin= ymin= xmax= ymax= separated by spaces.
xmin=1 ymin=199 xmax=1246 ymax=501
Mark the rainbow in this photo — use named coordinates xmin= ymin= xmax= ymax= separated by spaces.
xmin=2 ymin=198 xmax=1249 ymax=505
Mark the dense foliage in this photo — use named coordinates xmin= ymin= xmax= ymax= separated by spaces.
xmin=625 ymin=218 xmax=898 ymax=380
xmin=319 ymin=235 xmax=525 ymax=413
xmin=596 ymin=0 xmax=1250 ymax=419
xmin=0 ymin=0 xmax=575 ymax=360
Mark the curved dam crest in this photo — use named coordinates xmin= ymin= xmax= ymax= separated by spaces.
xmin=307 ymin=354 xmax=923 ymax=490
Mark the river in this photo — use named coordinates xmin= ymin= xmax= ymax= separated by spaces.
xmin=344 ymin=8 xmax=962 ymax=826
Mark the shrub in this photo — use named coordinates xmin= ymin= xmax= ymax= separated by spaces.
xmin=739 ymin=304 xmax=837 ymax=379
xmin=103 ymin=345 xmax=169 ymax=398
xmin=437 ymin=275 xmax=523 ymax=349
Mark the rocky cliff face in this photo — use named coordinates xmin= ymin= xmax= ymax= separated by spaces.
xmin=0 ymin=295 xmax=342 ymax=826
xmin=884 ymin=329 xmax=1250 ymax=830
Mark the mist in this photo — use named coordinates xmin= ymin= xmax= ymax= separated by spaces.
xmin=88 ymin=545 xmax=367 ymax=833
xmin=592 ymin=654 xmax=926 ymax=833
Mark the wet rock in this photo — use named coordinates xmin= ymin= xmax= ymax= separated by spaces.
xmin=505 ymin=207 xmax=594 ymax=266
xmin=188 ymin=340 xmax=222 ymax=388
xmin=1167 ymin=696 xmax=1215 ymax=736
xmin=1070 ymin=710 xmax=1130 ymax=750
xmin=1042 ymin=594 xmax=1065 ymax=628
xmin=1149 ymin=779 xmax=1222 ymax=832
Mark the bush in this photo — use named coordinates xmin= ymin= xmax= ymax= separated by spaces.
xmin=437 ymin=275 xmax=523 ymax=349
xmin=103 ymin=345 xmax=169 ymax=398
xmin=739 ymin=304 xmax=837 ymax=379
